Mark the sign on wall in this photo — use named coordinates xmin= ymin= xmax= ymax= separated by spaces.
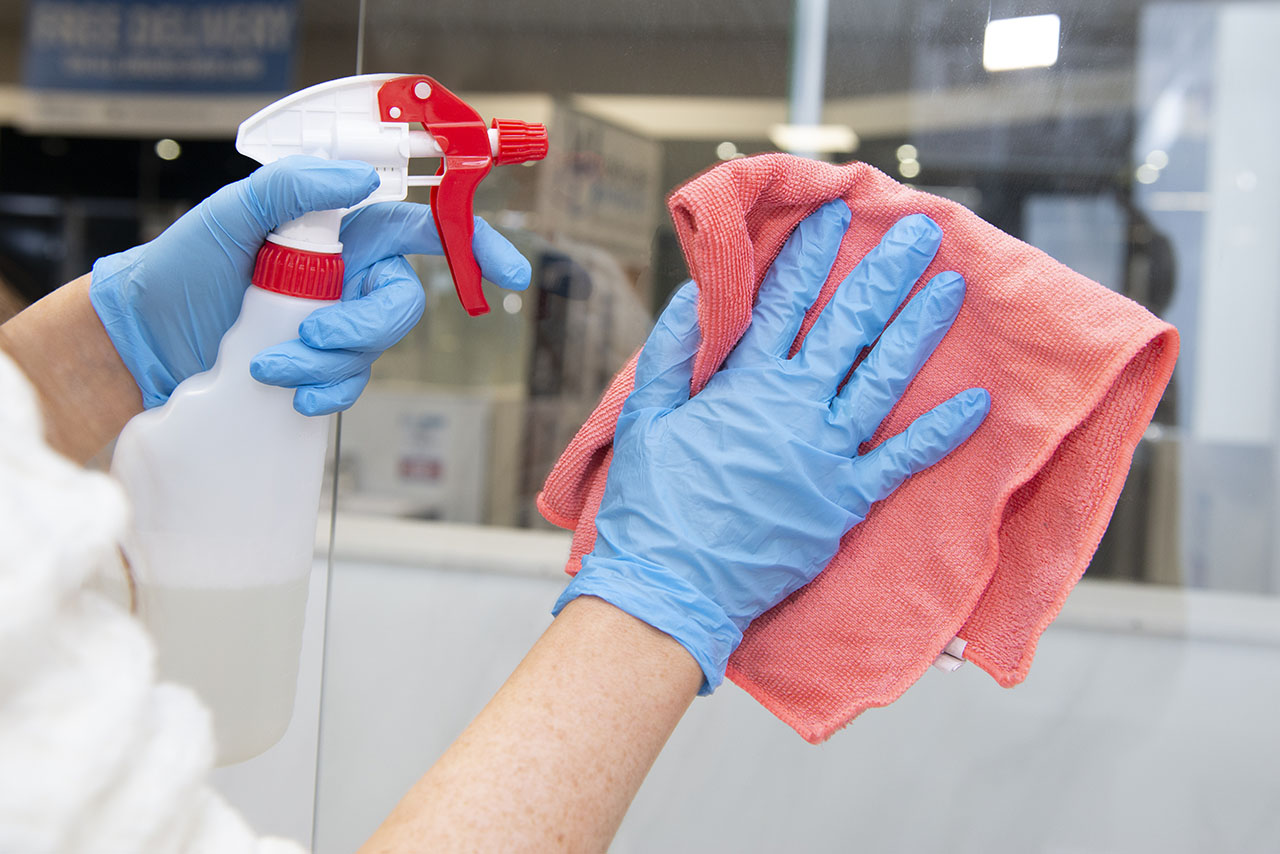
xmin=23 ymin=0 xmax=296 ymax=93
xmin=535 ymin=103 xmax=663 ymax=272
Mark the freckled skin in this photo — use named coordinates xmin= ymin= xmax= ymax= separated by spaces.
xmin=357 ymin=596 xmax=702 ymax=854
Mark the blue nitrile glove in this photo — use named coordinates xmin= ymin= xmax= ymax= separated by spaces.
xmin=553 ymin=202 xmax=992 ymax=693
xmin=248 ymin=201 xmax=531 ymax=414
xmin=90 ymin=155 xmax=530 ymax=414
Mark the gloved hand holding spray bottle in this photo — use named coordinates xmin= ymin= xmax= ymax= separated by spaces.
xmin=103 ymin=75 xmax=548 ymax=764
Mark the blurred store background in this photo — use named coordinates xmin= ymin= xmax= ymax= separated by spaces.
xmin=4 ymin=0 xmax=1270 ymax=593
xmin=2 ymin=1 xmax=1278 ymax=851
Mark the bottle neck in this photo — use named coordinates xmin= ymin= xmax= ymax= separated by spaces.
xmin=251 ymin=240 xmax=345 ymax=300
xmin=269 ymin=210 xmax=344 ymax=254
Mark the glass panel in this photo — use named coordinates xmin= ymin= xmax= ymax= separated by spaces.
xmin=293 ymin=1 xmax=1278 ymax=851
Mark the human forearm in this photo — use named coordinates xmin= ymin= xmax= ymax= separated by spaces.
xmin=357 ymin=595 xmax=702 ymax=854
xmin=0 ymin=274 xmax=142 ymax=462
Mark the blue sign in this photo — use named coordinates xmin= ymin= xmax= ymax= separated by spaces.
xmin=23 ymin=0 xmax=297 ymax=93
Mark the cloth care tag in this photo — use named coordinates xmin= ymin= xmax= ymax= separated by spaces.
xmin=931 ymin=637 xmax=968 ymax=673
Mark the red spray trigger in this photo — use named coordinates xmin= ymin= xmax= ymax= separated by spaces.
xmin=376 ymin=76 xmax=548 ymax=316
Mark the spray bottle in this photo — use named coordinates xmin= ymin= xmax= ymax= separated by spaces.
xmin=110 ymin=74 xmax=548 ymax=764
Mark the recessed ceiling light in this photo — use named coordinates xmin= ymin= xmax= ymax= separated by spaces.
xmin=154 ymin=138 xmax=181 ymax=160
xmin=768 ymin=124 xmax=859 ymax=155
xmin=983 ymin=15 xmax=1061 ymax=72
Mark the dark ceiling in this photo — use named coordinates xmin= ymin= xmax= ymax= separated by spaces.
xmin=0 ymin=0 xmax=1228 ymax=97
xmin=345 ymin=0 xmax=1211 ymax=96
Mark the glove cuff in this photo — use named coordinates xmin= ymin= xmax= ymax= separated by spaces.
xmin=552 ymin=557 xmax=743 ymax=695
xmin=90 ymin=251 xmax=179 ymax=409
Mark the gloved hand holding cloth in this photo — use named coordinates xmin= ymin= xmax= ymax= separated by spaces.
xmin=554 ymin=201 xmax=990 ymax=692
xmin=542 ymin=155 xmax=1178 ymax=742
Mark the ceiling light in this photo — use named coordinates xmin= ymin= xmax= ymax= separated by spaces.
xmin=983 ymin=15 xmax=1061 ymax=72
xmin=154 ymin=138 xmax=181 ymax=160
xmin=768 ymin=124 xmax=859 ymax=155
xmin=715 ymin=141 xmax=740 ymax=160
xmin=1135 ymin=164 xmax=1160 ymax=184
xmin=1145 ymin=149 xmax=1169 ymax=170
xmin=896 ymin=143 xmax=918 ymax=162
xmin=898 ymin=158 xmax=921 ymax=179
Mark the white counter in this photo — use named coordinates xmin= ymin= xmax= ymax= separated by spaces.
xmin=213 ymin=514 xmax=1280 ymax=853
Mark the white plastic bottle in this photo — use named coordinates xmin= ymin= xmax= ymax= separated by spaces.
xmin=109 ymin=72 xmax=548 ymax=765
xmin=111 ymin=229 xmax=341 ymax=765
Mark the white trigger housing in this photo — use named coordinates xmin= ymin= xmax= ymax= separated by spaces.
xmin=235 ymin=73 xmax=503 ymax=248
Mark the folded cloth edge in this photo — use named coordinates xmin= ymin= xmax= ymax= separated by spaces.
xmin=962 ymin=327 xmax=1178 ymax=686
xmin=722 ymin=323 xmax=1177 ymax=743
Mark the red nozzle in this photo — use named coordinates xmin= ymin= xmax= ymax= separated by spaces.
xmin=377 ymin=75 xmax=548 ymax=317
xmin=492 ymin=119 xmax=549 ymax=165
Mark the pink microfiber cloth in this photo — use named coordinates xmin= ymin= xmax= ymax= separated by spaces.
xmin=537 ymin=154 xmax=1179 ymax=743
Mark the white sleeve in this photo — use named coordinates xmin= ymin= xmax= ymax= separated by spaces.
xmin=0 ymin=351 xmax=307 ymax=854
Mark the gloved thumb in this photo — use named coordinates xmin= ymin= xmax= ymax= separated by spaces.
xmin=624 ymin=281 xmax=701 ymax=414
xmin=242 ymin=156 xmax=381 ymax=233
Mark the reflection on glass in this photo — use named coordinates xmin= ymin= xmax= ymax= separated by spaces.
xmin=332 ymin=1 xmax=1280 ymax=599
xmin=301 ymin=2 xmax=1280 ymax=853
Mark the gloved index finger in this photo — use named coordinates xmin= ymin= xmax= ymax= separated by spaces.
xmin=795 ymin=214 xmax=942 ymax=394
xmin=730 ymin=199 xmax=849 ymax=367
xmin=340 ymin=202 xmax=532 ymax=291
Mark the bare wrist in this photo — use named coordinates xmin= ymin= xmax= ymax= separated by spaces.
xmin=0 ymin=274 xmax=142 ymax=462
